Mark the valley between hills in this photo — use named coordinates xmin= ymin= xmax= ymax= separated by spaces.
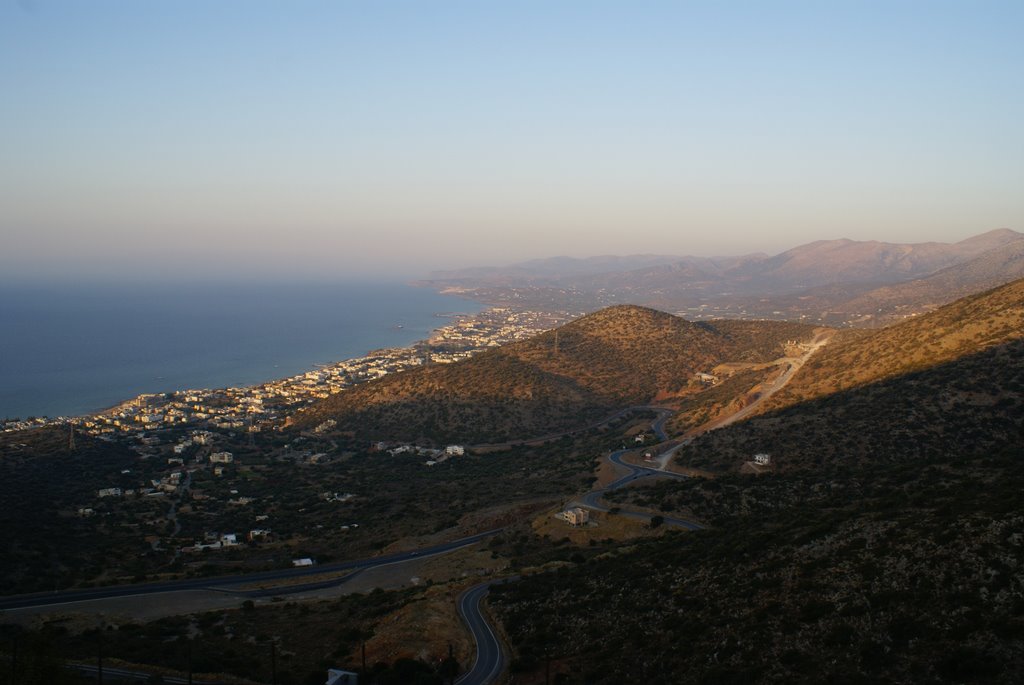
xmin=2 ymin=234 xmax=1024 ymax=685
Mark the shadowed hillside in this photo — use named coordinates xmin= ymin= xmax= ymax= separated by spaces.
xmin=0 ymin=428 xmax=139 ymax=594
xmin=491 ymin=446 xmax=1024 ymax=684
xmin=297 ymin=306 xmax=817 ymax=443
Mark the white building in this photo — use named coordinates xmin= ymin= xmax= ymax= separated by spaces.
xmin=326 ymin=669 xmax=359 ymax=685
xmin=561 ymin=507 xmax=589 ymax=526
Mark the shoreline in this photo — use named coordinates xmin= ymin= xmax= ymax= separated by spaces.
xmin=88 ymin=309 xmax=473 ymax=419
xmin=0 ymin=282 xmax=488 ymax=425
xmin=2 ymin=304 xmax=574 ymax=435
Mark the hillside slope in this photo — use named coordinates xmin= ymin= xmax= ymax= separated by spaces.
xmin=743 ymin=230 xmax=1020 ymax=289
xmin=298 ymin=306 xmax=817 ymax=443
xmin=834 ymin=238 xmax=1024 ymax=322
xmin=492 ymin=446 xmax=1024 ymax=684
xmin=676 ymin=278 xmax=1024 ymax=471
xmin=421 ymin=229 xmax=1024 ymax=302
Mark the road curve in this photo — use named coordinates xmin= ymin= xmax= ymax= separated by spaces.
xmin=574 ymin=448 xmax=704 ymax=531
xmin=456 ymin=432 xmax=705 ymax=683
xmin=455 ymin=579 xmax=513 ymax=685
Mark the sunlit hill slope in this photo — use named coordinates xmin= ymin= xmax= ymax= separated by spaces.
xmin=677 ymin=277 xmax=1024 ymax=471
xmin=297 ymin=306 xmax=817 ymax=443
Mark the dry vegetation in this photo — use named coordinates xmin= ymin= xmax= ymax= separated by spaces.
xmin=766 ymin=278 xmax=1024 ymax=411
xmin=299 ymin=306 xmax=818 ymax=443
xmin=491 ymin=447 xmax=1024 ymax=685
xmin=677 ymin=278 xmax=1024 ymax=472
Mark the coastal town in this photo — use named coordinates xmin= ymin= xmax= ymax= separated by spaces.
xmin=1 ymin=305 xmax=579 ymax=568
xmin=1 ymin=306 xmax=573 ymax=438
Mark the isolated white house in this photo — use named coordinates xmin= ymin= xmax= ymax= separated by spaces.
xmin=562 ymin=507 xmax=590 ymax=526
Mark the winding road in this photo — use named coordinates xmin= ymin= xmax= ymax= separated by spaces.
xmin=456 ymin=437 xmax=707 ymax=684
xmin=573 ymin=449 xmax=704 ymax=530
xmin=455 ymin=580 xmax=511 ymax=685
xmin=0 ymin=529 xmax=502 ymax=611
xmin=2 ymin=333 xmax=836 ymax=684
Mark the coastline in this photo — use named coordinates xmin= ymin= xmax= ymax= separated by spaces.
xmin=0 ymin=282 xmax=483 ymax=423
xmin=1 ymin=303 xmax=573 ymax=436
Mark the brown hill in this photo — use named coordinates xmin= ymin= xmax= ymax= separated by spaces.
xmin=770 ymin=276 xmax=1024 ymax=403
xmin=746 ymin=229 xmax=1021 ymax=289
xmin=675 ymin=278 xmax=1024 ymax=471
xmin=297 ymin=306 xmax=818 ymax=443
xmin=425 ymin=229 xmax=1023 ymax=293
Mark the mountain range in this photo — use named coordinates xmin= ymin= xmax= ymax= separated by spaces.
xmin=5 ymin=242 xmax=1024 ymax=684
xmin=486 ymin=277 xmax=1024 ymax=684
xmin=420 ymin=229 xmax=1024 ymax=325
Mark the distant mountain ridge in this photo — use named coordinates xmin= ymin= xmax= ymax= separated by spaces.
xmin=419 ymin=229 xmax=1024 ymax=324
xmin=831 ymin=237 xmax=1024 ymax=319
xmin=427 ymin=229 xmax=1020 ymax=288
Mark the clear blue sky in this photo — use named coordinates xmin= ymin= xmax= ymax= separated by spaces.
xmin=2 ymin=0 xmax=1022 ymax=280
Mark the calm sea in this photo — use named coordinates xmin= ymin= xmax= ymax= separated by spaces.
xmin=0 ymin=281 xmax=480 ymax=420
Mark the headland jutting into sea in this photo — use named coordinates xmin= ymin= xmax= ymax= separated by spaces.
xmin=1 ymin=306 xmax=577 ymax=438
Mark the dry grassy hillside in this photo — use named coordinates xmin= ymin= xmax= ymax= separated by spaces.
xmin=297 ymin=306 xmax=818 ymax=443
xmin=676 ymin=278 xmax=1024 ymax=472
xmin=767 ymin=277 xmax=1024 ymax=410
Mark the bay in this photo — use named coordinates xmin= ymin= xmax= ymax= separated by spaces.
xmin=0 ymin=281 xmax=480 ymax=420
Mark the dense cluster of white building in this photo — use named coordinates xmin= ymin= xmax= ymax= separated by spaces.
xmin=2 ymin=307 xmax=575 ymax=437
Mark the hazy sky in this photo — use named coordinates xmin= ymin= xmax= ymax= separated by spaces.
xmin=2 ymin=1 xmax=1022 ymax=280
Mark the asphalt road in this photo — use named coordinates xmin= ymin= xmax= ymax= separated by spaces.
xmin=456 ymin=440 xmax=705 ymax=684
xmin=8 ymin=408 xmax=698 ymax=683
xmin=574 ymin=448 xmax=703 ymax=530
xmin=67 ymin=662 xmax=220 ymax=684
xmin=0 ymin=528 xmax=502 ymax=611
xmin=455 ymin=579 xmax=515 ymax=685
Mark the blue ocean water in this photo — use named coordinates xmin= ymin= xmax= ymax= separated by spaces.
xmin=0 ymin=281 xmax=480 ymax=420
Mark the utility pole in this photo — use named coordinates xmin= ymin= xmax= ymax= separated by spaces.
xmin=68 ymin=423 xmax=76 ymax=451
xmin=97 ymin=629 xmax=103 ymax=685
xmin=10 ymin=635 xmax=18 ymax=684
